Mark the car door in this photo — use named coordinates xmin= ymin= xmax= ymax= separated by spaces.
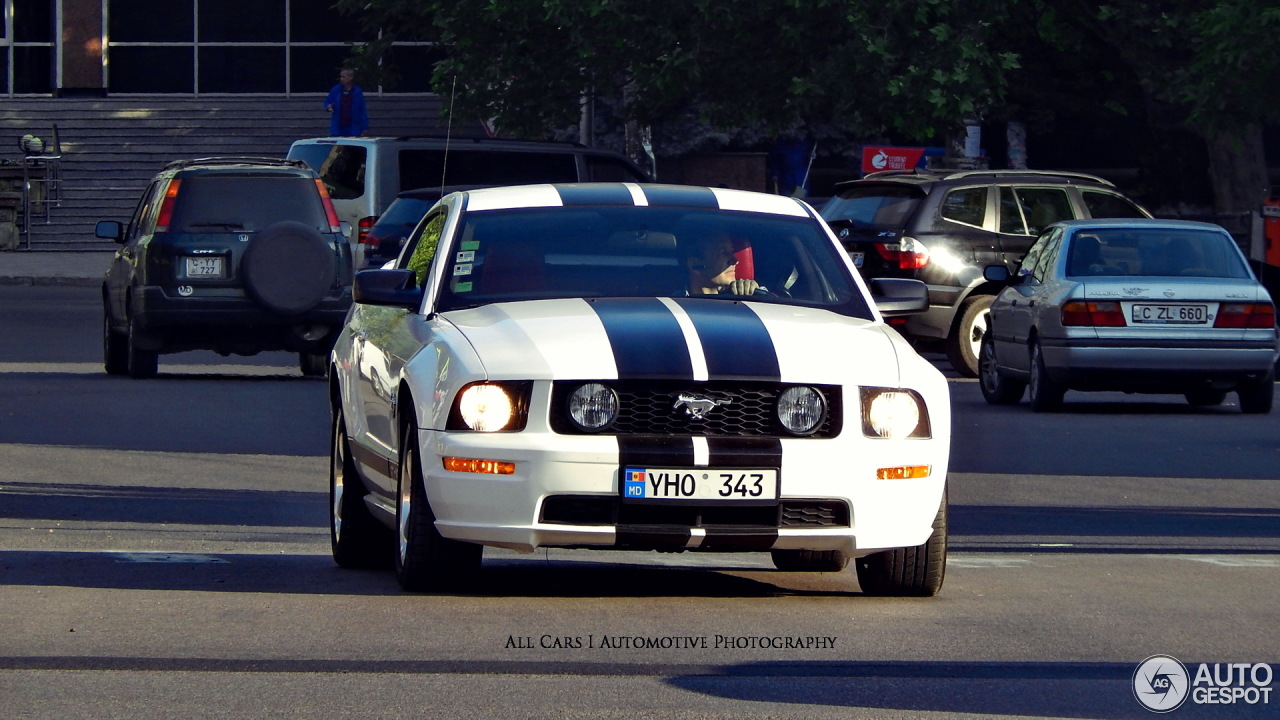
xmin=994 ymin=229 xmax=1062 ymax=373
xmin=106 ymin=179 xmax=162 ymax=322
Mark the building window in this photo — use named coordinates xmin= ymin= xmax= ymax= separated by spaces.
xmin=101 ymin=0 xmax=438 ymax=95
xmin=3 ymin=0 xmax=56 ymax=94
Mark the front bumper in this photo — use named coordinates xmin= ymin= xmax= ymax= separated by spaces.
xmin=417 ymin=428 xmax=949 ymax=556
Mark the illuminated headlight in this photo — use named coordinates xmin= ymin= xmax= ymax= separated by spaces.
xmin=457 ymin=383 xmax=516 ymax=432
xmin=567 ymin=382 xmax=618 ymax=432
xmin=777 ymin=386 xmax=826 ymax=435
xmin=861 ymin=388 xmax=930 ymax=439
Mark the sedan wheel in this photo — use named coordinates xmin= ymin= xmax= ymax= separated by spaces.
xmin=330 ymin=408 xmax=391 ymax=568
xmin=978 ymin=333 xmax=1025 ymax=405
xmin=856 ymin=488 xmax=947 ymax=597
xmin=395 ymin=417 xmax=482 ymax=591
xmin=1027 ymin=342 xmax=1064 ymax=412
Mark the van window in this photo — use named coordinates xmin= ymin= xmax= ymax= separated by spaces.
xmin=293 ymin=144 xmax=367 ymax=200
xmin=399 ymin=149 xmax=577 ymax=191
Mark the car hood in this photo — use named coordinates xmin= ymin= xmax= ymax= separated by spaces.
xmin=441 ymin=297 xmax=904 ymax=385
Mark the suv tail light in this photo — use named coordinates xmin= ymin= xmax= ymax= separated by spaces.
xmin=314 ymin=179 xmax=343 ymax=234
xmin=1215 ymin=303 xmax=1275 ymax=328
xmin=874 ymin=237 xmax=930 ymax=270
xmin=154 ymin=179 xmax=181 ymax=232
xmin=1062 ymin=301 xmax=1126 ymax=326
xmin=357 ymin=216 xmax=377 ymax=246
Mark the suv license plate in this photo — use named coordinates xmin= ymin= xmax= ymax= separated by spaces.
xmin=184 ymin=256 xmax=224 ymax=277
xmin=1131 ymin=304 xmax=1208 ymax=324
xmin=622 ymin=468 xmax=778 ymax=501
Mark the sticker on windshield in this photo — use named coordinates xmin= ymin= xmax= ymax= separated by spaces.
xmin=461 ymin=240 xmax=480 ymax=251
xmin=452 ymin=280 xmax=473 ymax=292
xmin=454 ymin=263 xmax=473 ymax=276
xmin=456 ymin=250 xmax=475 ymax=263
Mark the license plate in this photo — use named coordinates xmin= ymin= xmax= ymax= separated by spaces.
xmin=622 ymin=468 xmax=778 ymax=501
xmin=1131 ymin=304 xmax=1208 ymax=324
xmin=850 ymin=251 xmax=864 ymax=268
xmin=184 ymin=256 xmax=224 ymax=278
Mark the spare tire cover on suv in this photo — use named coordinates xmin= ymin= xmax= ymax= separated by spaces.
xmin=241 ymin=221 xmax=336 ymax=315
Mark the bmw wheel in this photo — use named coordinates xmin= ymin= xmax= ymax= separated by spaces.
xmin=1027 ymin=342 xmax=1064 ymax=412
xmin=395 ymin=416 xmax=482 ymax=591
xmin=330 ymin=407 xmax=392 ymax=568
xmin=978 ymin=333 xmax=1025 ymax=405
xmin=855 ymin=488 xmax=947 ymax=597
xmin=946 ymin=295 xmax=994 ymax=378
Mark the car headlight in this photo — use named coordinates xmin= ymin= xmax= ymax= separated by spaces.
xmin=457 ymin=383 xmax=517 ymax=432
xmin=777 ymin=386 xmax=827 ymax=435
xmin=861 ymin=388 xmax=930 ymax=439
xmin=567 ymin=382 xmax=619 ymax=432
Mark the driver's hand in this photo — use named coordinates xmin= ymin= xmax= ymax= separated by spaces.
xmin=727 ymin=279 xmax=762 ymax=295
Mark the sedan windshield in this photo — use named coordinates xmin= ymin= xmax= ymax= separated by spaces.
xmin=1066 ymin=228 xmax=1253 ymax=279
xmin=431 ymin=206 xmax=870 ymax=318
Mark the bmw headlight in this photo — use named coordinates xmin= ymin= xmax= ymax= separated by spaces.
xmin=861 ymin=388 xmax=930 ymax=439
xmin=457 ymin=383 xmax=516 ymax=432
xmin=567 ymin=382 xmax=619 ymax=432
xmin=777 ymin=386 xmax=826 ymax=435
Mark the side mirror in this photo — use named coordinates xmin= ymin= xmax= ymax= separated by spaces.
xmin=868 ymin=278 xmax=929 ymax=316
xmin=353 ymin=268 xmax=424 ymax=309
xmin=95 ymin=220 xmax=124 ymax=244
xmin=983 ymin=265 xmax=1009 ymax=283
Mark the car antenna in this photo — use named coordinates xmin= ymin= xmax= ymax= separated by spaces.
xmin=440 ymin=76 xmax=456 ymax=196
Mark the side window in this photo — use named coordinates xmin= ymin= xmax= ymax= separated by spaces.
xmin=1015 ymin=187 xmax=1073 ymax=234
xmin=1081 ymin=190 xmax=1147 ymax=219
xmin=939 ymin=187 xmax=987 ymax=228
xmin=998 ymin=187 xmax=1027 ymax=234
xmin=1032 ymin=229 xmax=1064 ymax=282
xmin=126 ymin=180 xmax=162 ymax=243
xmin=404 ymin=211 xmax=447 ymax=286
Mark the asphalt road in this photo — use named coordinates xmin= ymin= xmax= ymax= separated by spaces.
xmin=1 ymin=286 xmax=1277 ymax=719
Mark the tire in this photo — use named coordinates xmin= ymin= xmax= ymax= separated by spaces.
xmin=855 ymin=488 xmax=947 ymax=597
xmin=771 ymin=549 xmax=850 ymax=572
xmin=241 ymin=221 xmax=336 ymax=315
xmin=330 ymin=408 xmax=393 ymax=568
xmin=1184 ymin=389 xmax=1227 ymax=407
xmin=978 ymin=333 xmax=1025 ymax=405
xmin=1027 ymin=341 xmax=1063 ymax=412
xmin=946 ymin=295 xmax=994 ymax=378
xmin=126 ymin=313 xmax=158 ymax=379
xmin=103 ymin=307 xmax=128 ymax=376
xmin=300 ymin=351 xmax=328 ymax=378
xmin=1238 ymin=369 xmax=1275 ymax=414
xmin=395 ymin=417 xmax=482 ymax=591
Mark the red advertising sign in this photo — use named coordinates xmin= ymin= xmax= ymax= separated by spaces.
xmin=861 ymin=146 xmax=927 ymax=174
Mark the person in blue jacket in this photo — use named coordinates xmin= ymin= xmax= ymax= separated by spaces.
xmin=324 ymin=68 xmax=369 ymax=137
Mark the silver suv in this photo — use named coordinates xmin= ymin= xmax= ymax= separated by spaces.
xmin=820 ymin=170 xmax=1151 ymax=375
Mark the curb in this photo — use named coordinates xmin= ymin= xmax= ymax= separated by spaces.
xmin=0 ymin=276 xmax=101 ymax=287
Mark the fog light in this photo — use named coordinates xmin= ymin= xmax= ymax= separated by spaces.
xmin=568 ymin=383 xmax=618 ymax=432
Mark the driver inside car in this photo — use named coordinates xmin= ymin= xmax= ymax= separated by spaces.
xmin=683 ymin=234 xmax=765 ymax=296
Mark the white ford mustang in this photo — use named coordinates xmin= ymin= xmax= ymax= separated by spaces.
xmin=327 ymin=183 xmax=951 ymax=595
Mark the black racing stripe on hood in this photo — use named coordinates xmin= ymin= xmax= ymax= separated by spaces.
xmin=555 ymin=183 xmax=636 ymax=207
xmin=674 ymin=299 xmax=781 ymax=381
xmin=589 ymin=298 xmax=693 ymax=379
xmin=618 ymin=435 xmax=696 ymax=469
xmin=706 ymin=437 xmax=783 ymax=468
xmin=641 ymin=185 xmax=719 ymax=208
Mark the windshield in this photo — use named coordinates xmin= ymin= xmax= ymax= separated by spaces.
xmin=1066 ymin=227 xmax=1253 ymax=279
xmin=820 ymin=184 xmax=924 ymax=230
xmin=428 ymin=206 xmax=871 ymax=318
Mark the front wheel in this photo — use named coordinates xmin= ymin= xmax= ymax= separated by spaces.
xmin=1027 ymin=342 xmax=1064 ymax=412
xmin=855 ymin=489 xmax=947 ymax=597
xmin=331 ymin=408 xmax=392 ymax=568
xmin=946 ymin=295 xmax=994 ymax=378
xmin=395 ymin=417 xmax=483 ymax=591
xmin=978 ymin=333 xmax=1025 ymax=405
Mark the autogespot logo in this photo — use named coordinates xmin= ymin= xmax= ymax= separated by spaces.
xmin=1134 ymin=655 xmax=1190 ymax=713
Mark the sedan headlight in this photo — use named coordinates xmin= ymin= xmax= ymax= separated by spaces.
xmin=777 ymin=386 xmax=827 ymax=435
xmin=861 ymin=388 xmax=930 ymax=439
xmin=567 ymin=382 xmax=619 ymax=432
xmin=455 ymin=383 xmax=520 ymax=432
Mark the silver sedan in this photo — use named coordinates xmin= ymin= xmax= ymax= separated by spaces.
xmin=979 ymin=218 xmax=1277 ymax=412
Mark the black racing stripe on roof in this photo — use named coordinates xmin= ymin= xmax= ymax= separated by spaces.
xmin=555 ymin=184 xmax=637 ymax=207
xmin=640 ymin=185 xmax=719 ymax=209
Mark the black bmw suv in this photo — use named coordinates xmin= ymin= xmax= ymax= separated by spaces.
xmin=98 ymin=157 xmax=353 ymax=378
xmin=821 ymin=169 xmax=1150 ymax=376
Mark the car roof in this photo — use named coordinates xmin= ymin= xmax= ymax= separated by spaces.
xmin=452 ymin=183 xmax=813 ymax=217
xmin=164 ymin=156 xmax=312 ymax=173
xmin=1051 ymin=218 xmax=1229 ymax=232
xmin=835 ymin=169 xmax=1117 ymax=190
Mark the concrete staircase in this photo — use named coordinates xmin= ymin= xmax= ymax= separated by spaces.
xmin=0 ymin=95 xmax=481 ymax=249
